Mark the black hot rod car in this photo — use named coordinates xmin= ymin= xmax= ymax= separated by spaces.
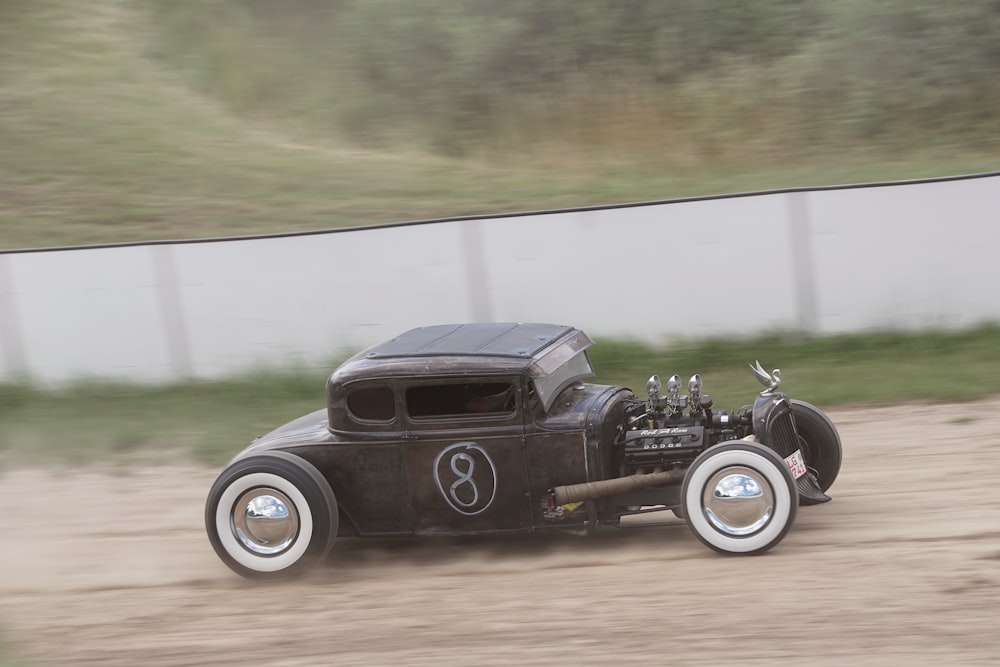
xmin=206 ymin=323 xmax=842 ymax=578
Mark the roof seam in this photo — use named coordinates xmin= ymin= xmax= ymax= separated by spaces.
xmin=475 ymin=323 xmax=520 ymax=352
xmin=415 ymin=323 xmax=465 ymax=353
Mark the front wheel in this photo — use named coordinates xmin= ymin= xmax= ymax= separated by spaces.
xmin=791 ymin=399 xmax=842 ymax=492
xmin=205 ymin=451 xmax=338 ymax=579
xmin=682 ymin=441 xmax=798 ymax=555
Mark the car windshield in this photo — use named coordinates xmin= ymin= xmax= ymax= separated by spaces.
xmin=533 ymin=349 xmax=595 ymax=412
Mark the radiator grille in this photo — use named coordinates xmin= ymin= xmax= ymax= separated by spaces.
xmin=756 ymin=393 xmax=831 ymax=505
xmin=764 ymin=400 xmax=798 ymax=459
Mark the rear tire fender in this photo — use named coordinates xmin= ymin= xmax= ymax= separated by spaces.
xmin=205 ymin=451 xmax=338 ymax=579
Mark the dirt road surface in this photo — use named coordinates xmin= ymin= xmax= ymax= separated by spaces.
xmin=3 ymin=399 xmax=999 ymax=666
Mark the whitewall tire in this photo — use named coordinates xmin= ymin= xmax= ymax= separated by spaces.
xmin=206 ymin=451 xmax=338 ymax=578
xmin=682 ymin=441 xmax=797 ymax=555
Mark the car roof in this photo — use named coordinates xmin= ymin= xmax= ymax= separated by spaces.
xmin=364 ymin=323 xmax=575 ymax=359
xmin=329 ymin=323 xmax=590 ymax=385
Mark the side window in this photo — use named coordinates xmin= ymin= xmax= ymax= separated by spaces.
xmin=347 ymin=386 xmax=396 ymax=422
xmin=406 ymin=382 xmax=514 ymax=419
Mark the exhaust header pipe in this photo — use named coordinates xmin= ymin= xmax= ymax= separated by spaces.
xmin=552 ymin=468 xmax=685 ymax=505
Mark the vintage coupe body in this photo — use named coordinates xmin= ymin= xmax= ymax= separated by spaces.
xmin=206 ymin=323 xmax=842 ymax=578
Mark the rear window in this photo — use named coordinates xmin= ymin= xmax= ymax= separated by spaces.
xmin=347 ymin=386 xmax=396 ymax=422
xmin=406 ymin=382 xmax=514 ymax=418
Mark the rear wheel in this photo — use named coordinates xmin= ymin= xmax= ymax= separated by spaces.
xmin=205 ymin=451 xmax=338 ymax=579
xmin=790 ymin=400 xmax=842 ymax=492
xmin=682 ymin=441 xmax=798 ymax=555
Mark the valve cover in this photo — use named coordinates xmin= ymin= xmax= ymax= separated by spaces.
xmin=621 ymin=426 xmax=705 ymax=469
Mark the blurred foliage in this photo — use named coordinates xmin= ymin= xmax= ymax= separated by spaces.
xmin=0 ymin=624 xmax=29 ymax=667
xmin=1 ymin=0 xmax=999 ymax=248
xmin=145 ymin=0 xmax=1000 ymax=158
xmin=588 ymin=323 xmax=1000 ymax=408
xmin=0 ymin=368 xmax=329 ymax=469
xmin=3 ymin=326 xmax=1000 ymax=468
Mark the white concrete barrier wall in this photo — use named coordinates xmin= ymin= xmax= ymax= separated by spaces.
xmin=1 ymin=173 xmax=997 ymax=384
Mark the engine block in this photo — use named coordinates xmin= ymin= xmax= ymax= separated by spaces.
xmin=620 ymin=426 xmax=705 ymax=472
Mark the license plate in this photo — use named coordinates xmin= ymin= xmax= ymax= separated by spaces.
xmin=784 ymin=450 xmax=808 ymax=479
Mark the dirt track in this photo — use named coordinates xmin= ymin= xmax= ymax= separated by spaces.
xmin=3 ymin=399 xmax=999 ymax=666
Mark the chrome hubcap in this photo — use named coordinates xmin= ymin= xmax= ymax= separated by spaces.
xmin=702 ymin=466 xmax=774 ymax=536
xmin=232 ymin=488 xmax=299 ymax=556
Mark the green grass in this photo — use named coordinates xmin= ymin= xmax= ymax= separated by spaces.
xmin=0 ymin=625 xmax=29 ymax=667
xmin=0 ymin=369 xmax=327 ymax=468
xmin=3 ymin=326 xmax=1000 ymax=469
xmin=1 ymin=0 xmax=998 ymax=250
xmin=588 ymin=323 xmax=1000 ymax=407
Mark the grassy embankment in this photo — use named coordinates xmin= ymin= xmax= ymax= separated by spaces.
xmin=1 ymin=0 xmax=998 ymax=249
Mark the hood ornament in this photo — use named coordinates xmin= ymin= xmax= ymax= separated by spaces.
xmin=750 ymin=360 xmax=781 ymax=394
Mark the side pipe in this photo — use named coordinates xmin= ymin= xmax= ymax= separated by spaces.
xmin=552 ymin=468 xmax=686 ymax=505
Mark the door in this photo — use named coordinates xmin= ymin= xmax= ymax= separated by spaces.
xmin=400 ymin=378 xmax=533 ymax=533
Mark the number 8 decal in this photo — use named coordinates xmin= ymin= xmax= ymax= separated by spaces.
xmin=433 ymin=442 xmax=498 ymax=516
